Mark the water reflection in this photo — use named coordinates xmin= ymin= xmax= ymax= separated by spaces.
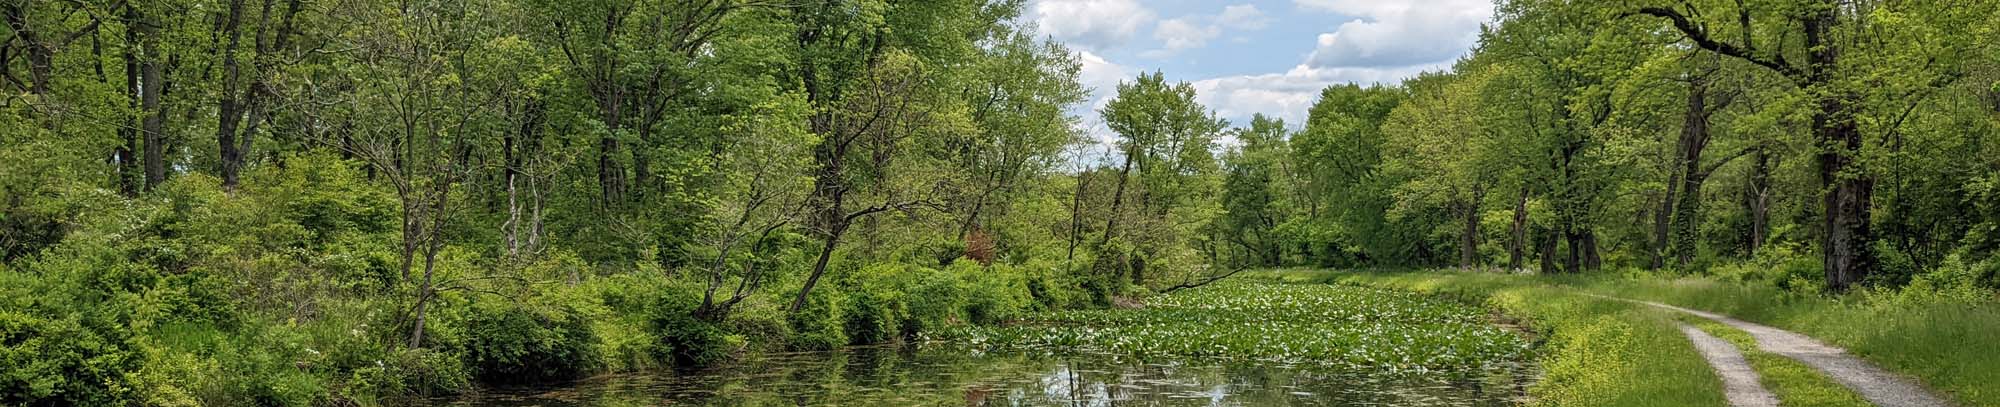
xmin=432 ymin=345 xmax=1531 ymax=406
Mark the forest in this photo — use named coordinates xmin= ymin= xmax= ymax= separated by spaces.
xmin=3 ymin=0 xmax=1997 ymax=405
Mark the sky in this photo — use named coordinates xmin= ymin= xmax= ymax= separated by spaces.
xmin=1024 ymin=0 xmax=1496 ymax=150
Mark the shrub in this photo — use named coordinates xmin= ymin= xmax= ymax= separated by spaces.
xmin=1020 ymin=256 xmax=1086 ymax=311
xmin=956 ymin=262 xmax=1032 ymax=325
xmin=902 ymin=267 xmax=964 ymax=337
xmin=0 ymin=310 xmax=138 ymax=406
xmin=785 ymin=283 xmax=848 ymax=351
xmin=841 ymin=264 xmax=911 ymax=344
xmin=458 ymin=302 xmax=597 ymax=384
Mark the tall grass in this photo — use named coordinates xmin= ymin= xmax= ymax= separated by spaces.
xmin=1572 ymin=275 xmax=2000 ymax=406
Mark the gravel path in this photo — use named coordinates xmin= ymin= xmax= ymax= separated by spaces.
xmin=1677 ymin=322 xmax=1781 ymax=407
xmin=1630 ymin=299 xmax=1955 ymax=407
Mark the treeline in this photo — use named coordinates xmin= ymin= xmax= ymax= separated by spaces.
xmin=0 ymin=0 xmax=1168 ymax=404
xmin=5 ymin=0 xmax=2000 ymax=404
xmin=1211 ymin=0 xmax=2000 ymax=292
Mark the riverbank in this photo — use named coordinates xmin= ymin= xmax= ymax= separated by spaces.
xmin=435 ymin=278 xmax=1539 ymax=406
xmin=1306 ymin=269 xmax=1996 ymax=406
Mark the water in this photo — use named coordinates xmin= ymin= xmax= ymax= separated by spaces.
xmin=432 ymin=345 xmax=1533 ymax=406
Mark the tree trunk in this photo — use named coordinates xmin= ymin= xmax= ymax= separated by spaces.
xmin=1099 ymin=147 xmax=1137 ymax=248
xmin=1538 ymin=227 xmax=1558 ymax=274
xmin=215 ymin=0 xmax=250 ymax=190
xmin=1651 ymin=172 xmax=1679 ymax=270
xmin=1065 ymin=169 xmax=1091 ymax=262
xmin=1582 ymin=230 xmax=1602 ymax=271
xmin=1744 ymin=146 xmax=1771 ymax=256
xmin=1459 ymin=199 xmax=1481 ymax=270
xmin=2 ymin=3 xmax=53 ymax=94
xmin=790 ymin=224 xmax=845 ymax=313
xmin=119 ymin=28 xmax=142 ymax=196
xmin=1508 ymin=187 xmax=1528 ymax=270
xmin=408 ymin=247 xmax=439 ymax=348
xmin=138 ymin=11 xmax=168 ymax=191
xmin=1805 ymin=9 xmax=1872 ymax=291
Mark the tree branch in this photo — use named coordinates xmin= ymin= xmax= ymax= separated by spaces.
xmin=1631 ymin=6 xmax=1803 ymax=81
xmin=1160 ymin=266 xmax=1248 ymax=294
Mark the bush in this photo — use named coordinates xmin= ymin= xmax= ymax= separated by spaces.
xmin=458 ymin=302 xmax=597 ymax=384
xmin=955 ymin=262 xmax=1032 ymax=325
xmin=575 ymin=273 xmax=738 ymax=366
xmin=784 ymin=283 xmax=848 ymax=351
xmin=0 ymin=311 xmax=137 ymax=406
xmin=901 ymin=267 xmax=964 ymax=337
xmin=1021 ymin=256 xmax=1087 ymax=311
xmin=841 ymin=264 xmax=911 ymax=344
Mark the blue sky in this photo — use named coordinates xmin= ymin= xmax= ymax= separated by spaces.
xmin=1023 ymin=0 xmax=1495 ymax=148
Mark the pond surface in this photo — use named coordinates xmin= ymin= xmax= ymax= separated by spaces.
xmin=433 ymin=345 xmax=1533 ymax=406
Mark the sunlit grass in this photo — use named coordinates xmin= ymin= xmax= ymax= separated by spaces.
xmin=1328 ymin=271 xmax=1732 ymax=407
xmin=1681 ymin=317 xmax=1870 ymax=407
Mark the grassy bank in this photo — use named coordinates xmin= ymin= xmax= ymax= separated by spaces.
xmin=1297 ymin=269 xmax=1997 ymax=407
xmin=1279 ymin=271 xmax=1729 ymax=407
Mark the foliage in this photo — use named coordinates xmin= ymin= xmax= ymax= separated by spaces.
xmin=938 ymin=280 xmax=1529 ymax=371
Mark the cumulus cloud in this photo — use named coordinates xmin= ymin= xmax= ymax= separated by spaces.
xmin=1032 ymin=0 xmax=1156 ymax=50
xmin=1146 ymin=4 xmax=1272 ymax=57
xmin=1294 ymin=0 xmax=1492 ymax=68
xmin=1074 ymin=50 xmax=1137 ymax=146
xmin=1192 ymin=62 xmax=1450 ymax=127
xmin=1153 ymin=18 xmax=1221 ymax=53
xmin=1218 ymin=4 xmax=1272 ymax=30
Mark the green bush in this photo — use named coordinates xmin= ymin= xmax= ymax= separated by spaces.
xmin=784 ymin=283 xmax=849 ymax=351
xmin=0 ymin=310 xmax=137 ymax=406
xmin=841 ymin=264 xmax=911 ymax=344
xmin=1020 ymin=256 xmax=1086 ymax=310
xmin=458 ymin=302 xmax=597 ymax=384
xmin=575 ymin=272 xmax=740 ymax=366
xmin=901 ymin=267 xmax=964 ymax=337
xmin=723 ymin=297 xmax=793 ymax=351
xmin=955 ymin=262 xmax=1032 ymax=325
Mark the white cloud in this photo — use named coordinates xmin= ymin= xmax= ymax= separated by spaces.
xmin=1074 ymin=50 xmax=1137 ymax=146
xmin=1153 ymin=18 xmax=1221 ymax=52
xmin=1032 ymin=0 xmax=1155 ymax=51
xmin=1145 ymin=4 xmax=1272 ymax=57
xmin=1217 ymin=4 xmax=1271 ymax=30
xmin=1192 ymin=62 xmax=1450 ymax=127
xmin=1294 ymin=0 xmax=1492 ymax=68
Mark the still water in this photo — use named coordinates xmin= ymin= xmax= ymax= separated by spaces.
xmin=434 ymin=345 xmax=1532 ymax=406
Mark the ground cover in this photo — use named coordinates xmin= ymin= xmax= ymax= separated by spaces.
xmin=933 ymin=280 xmax=1531 ymax=373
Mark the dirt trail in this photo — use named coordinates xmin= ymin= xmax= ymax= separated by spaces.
xmin=1676 ymin=322 xmax=1781 ymax=407
xmin=1629 ymin=299 xmax=1955 ymax=407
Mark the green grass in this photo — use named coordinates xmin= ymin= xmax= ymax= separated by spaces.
xmin=1308 ymin=268 xmax=1997 ymax=407
xmin=1300 ymin=270 xmax=1731 ymax=407
xmin=1680 ymin=317 xmax=1870 ymax=407
xmin=1554 ymin=275 xmax=2000 ymax=406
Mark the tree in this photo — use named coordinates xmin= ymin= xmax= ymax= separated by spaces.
xmin=782 ymin=0 xmax=995 ymax=313
xmin=1097 ymin=71 xmax=1225 ymax=286
xmin=1291 ymin=83 xmax=1409 ymax=265
xmin=319 ymin=0 xmax=512 ymax=347
xmin=1631 ymin=0 xmax=1995 ymax=289
xmin=212 ymin=0 xmax=312 ymax=190
xmin=1219 ymin=114 xmax=1290 ymax=266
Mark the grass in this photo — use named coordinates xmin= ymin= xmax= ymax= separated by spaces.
xmin=933 ymin=279 xmax=1530 ymax=372
xmin=1310 ymin=268 xmax=1997 ymax=407
xmin=1680 ymin=317 xmax=1870 ymax=407
xmin=1553 ymin=274 xmax=2000 ymax=406
xmin=1296 ymin=270 xmax=1733 ymax=407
